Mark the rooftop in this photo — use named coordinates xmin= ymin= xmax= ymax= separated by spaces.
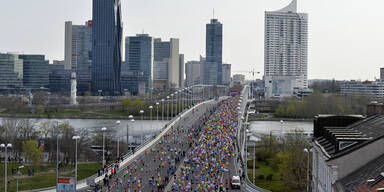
xmin=314 ymin=115 xmax=384 ymax=160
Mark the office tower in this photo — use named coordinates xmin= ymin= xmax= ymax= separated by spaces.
xmin=153 ymin=38 xmax=180 ymax=89
xmin=122 ymin=34 xmax=152 ymax=95
xmin=203 ymin=19 xmax=223 ymax=85
xmin=19 ymin=55 xmax=49 ymax=88
xmin=179 ymin=54 xmax=185 ymax=88
xmin=49 ymin=63 xmax=73 ymax=93
xmin=381 ymin=68 xmax=384 ymax=81
xmin=222 ymin=63 xmax=231 ymax=86
xmin=185 ymin=57 xmax=203 ymax=87
xmin=65 ymin=20 xmax=93 ymax=93
xmin=91 ymin=0 xmax=122 ymax=96
xmin=0 ymin=53 xmax=23 ymax=88
xmin=264 ymin=0 xmax=308 ymax=97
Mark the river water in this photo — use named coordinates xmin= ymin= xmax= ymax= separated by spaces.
xmin=0 ymin=117 xmax=168 ymax=143
xmin=248 ymin=120 xmax=313 ymax=138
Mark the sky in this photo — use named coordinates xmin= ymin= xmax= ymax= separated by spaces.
xmin=1 ymin=0 xmax=384 ymax=80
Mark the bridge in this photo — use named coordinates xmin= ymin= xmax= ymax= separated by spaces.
xmin=36 ymin=85 xmax=270 ymax=192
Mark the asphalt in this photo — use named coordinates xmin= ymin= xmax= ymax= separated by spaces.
xmin=79 ymin=100 xmax=216 ymax=192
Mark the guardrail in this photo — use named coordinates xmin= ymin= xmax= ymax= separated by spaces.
xmin=238 ymin=86 xmax=271 ymax=192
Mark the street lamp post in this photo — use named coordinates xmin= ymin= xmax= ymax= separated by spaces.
xmin=116 ymin=120 xmax=121 ymax=158
xmin=280 ymin=120 xmax=284 ymax=134
xmin=149 ymin=106 xmax=153 ymax=136
xmin=166 ymin=96 xmax=170 ymax=120
xmin=72 ymin=136 xmax=80 ymax=183
xmin=16 ymin=165 xmax=24 ymax=192
xmin=175 ymin=91 xmax=180 ymax=116
xmin=156 ymin=102 xmax=159 ymax=121
xmin=130 ymin=119 xmax=135 ymax=152
xmin=127 ymin=115 xmax=133 ymax=153
xmin=304 ymin=148 xmax=311 ymax=192
xmin=161 ymin=99 xmax=165 ymax=121
xmin=101 ymin=127 xmax=107 ymax=167
xmin=1 ymin=143 xmax=12 ymax=192
xmin=170 ymin=94 xmax=174 ymax=118
xmin=139 ymin=110 xmax=144 ymax=143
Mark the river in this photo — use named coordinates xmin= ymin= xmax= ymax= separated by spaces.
xmin=248 ymin=120 xmax=313 ymax=139
xmin=0 ymin=117 xmax=169 ymax=143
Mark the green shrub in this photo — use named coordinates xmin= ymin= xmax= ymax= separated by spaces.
xmin=266 ymin=174 xmax=273 ymax=181
xmin=258 ymin=174 xmax=265 ymax=180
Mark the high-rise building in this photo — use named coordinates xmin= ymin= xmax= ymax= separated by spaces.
xmin=380 ymin=68 xmax=384 ymax=81
xmin=49 ymin=63 xmax=73 ymax=93
xmin=179 ymin=54 xmax=185 ymax=88
xmin=264 ymin=0 xmax=308 ymax=97
xmin=64 ymin=20 xmax=93 ymax=93
xmin=91 ymin=0 xmax=122 ymax=96
xmin=19 ymin=55 xmax=49 ymax=89
xmin=0 ymin=53 xmax=23 ymax=88
xmin=153 ymin=38 xmax=180 ymax=89
xmin=185 ymin=57 xmax=203 ymax=87
xmin=222 ymin=63 xmax=231 ymax=86
xmin=122 ymin=34 xmax=152 ymax=95
xmin=203 ymin=19 xmax=223 ymax=85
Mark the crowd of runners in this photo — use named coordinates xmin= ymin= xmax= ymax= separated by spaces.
xmin=86 ymin=97 xmax=240 ymax=192
xmin=170 ymin=97 xmax=239 ymax=191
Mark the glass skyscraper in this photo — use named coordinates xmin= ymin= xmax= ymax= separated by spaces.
xmin=122 ymin=34 xmax=153 ymax=95
xmin=204 ymin=19 xmax=223 ymax=85
xmin=19 ymin=55 xmax=49 ymax=89
xmin=91 ymin=0 xmax=122 ymax=96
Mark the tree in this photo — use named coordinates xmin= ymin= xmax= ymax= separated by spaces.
xmin=279 ymin=130 xmax=309 ymax=191
xmin=121 ymin=98 xmax=132 ymax=112
xmin=23 ymin=140 xmax=43 ymax=165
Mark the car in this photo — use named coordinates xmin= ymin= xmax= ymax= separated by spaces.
xmin=231 ymin=175 xmax=241 ymax=189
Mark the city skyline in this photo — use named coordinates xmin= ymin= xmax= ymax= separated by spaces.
xmin=2 ymin=0 xmax=384 ymax=80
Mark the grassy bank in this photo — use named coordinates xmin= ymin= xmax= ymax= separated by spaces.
xmin=247 ymin=160 xmax=295 ymax=192
xmin=0 ymin=163 xmax=101 ymax=192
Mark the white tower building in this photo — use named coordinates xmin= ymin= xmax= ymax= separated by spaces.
xmin=264 ymin=0 xmax=308 ymax=97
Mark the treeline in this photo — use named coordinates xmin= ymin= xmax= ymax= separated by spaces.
xmin=275 ymin=91 xmax=370 ymax=118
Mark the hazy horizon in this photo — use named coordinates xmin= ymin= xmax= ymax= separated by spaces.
xmin=1 ymin=0 xmax=384 ymax=81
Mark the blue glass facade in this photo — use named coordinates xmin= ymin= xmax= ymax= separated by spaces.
xmin=91 ymin=0 xmax=122 ymax=95
xmin=123 ymin=34 xmax=152 ymax=95
xmin=19 ymin=55 xmax=49 ymax=89
xmin=204 ymin=19 xmax=223 ymax=85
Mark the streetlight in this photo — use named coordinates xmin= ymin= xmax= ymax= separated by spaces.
xmin=127 ymin=115 xmax=133 ymax=153
xmin=303 ymin=148 xmax=312 ymax=192
xmin=101 ymin=127 xmax=107 ymax=167
xmin=166 ymin=96 xmax=170 ymax=120
xmin=149 ymin=106 xmax=153 ymax=135
xmin=139 ymin=110 xmax=144 ymax=143
xmin=175 ymin=92 xmax=178 ymax=116
xmin=1 ymin=143 xmax=12 ymax=192
xmin=116 ymin=120 xmax=121 ymax=158
xmin=161 ymin=99 xmax=165 ymax=121
xmin=280 ymin=120 xmax=284 ymax=134
xmin=16 ymin=165 xmax=24 ymax=192
xmin=170 ymin=94 xmax=174 ymax=118
xmin=130 ymin=119 xmax=135 ymax=152
xmin=72 ymin=136 xmax=80 ymax=183
xmin=156 ymin=102 xmax=159 ymax=121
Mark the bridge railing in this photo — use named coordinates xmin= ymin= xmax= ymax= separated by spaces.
xmin=238 ymin=85 xmax=271 ymax=192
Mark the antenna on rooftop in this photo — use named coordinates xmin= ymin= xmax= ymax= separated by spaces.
xmin=213 ymin=9 xmax=215 ymax=19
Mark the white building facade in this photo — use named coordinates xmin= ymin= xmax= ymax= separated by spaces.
xmin=264 ymin=0 xmax=308 ymax=97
